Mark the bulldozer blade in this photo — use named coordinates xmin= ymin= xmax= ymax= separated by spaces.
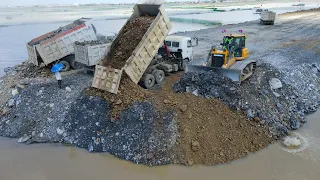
xmin=186 ymin=65 xmax=242 ymax=82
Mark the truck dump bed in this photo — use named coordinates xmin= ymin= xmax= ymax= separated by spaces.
xmin=74 ymin=40 xmax=112 ymax=66
xmin=92 ymin=0 xmax=172 ymax=94
xmin=260 ymin=11 xmax=276 ymax=21
xmin=27 ymin=18 xmax=97 ymax=66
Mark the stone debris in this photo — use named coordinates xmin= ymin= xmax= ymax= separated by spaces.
xmin=191 ymin=141 xmax=200 ymax=152
xmin=66 ymin=87 xmax=72 ymax=92
xmin=269 ymin=78 xmax=283 ymax=90
xmin=180 ymin=105 xmax=188 ymax=112
xmin=56 ymin=128 xmax=65 ymax=135
xmin=18 ymin=134 xmax=31 ymax=143
xmin=7 ymin=99 xmax=15 ymax=107
xmin=11 ymin=89 xmax=19 ymax=96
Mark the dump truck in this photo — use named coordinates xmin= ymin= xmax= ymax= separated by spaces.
xmin=75 ymin=34 xmax=197 ymax=89
xmin=260 ymin=11 xmax=276 ymax=25
xmin=74 ymin=36 xmax=116 ymax=72
xmin=140 ymin=35 xmax=198 ymax=89
xmin=26 ymin=18 xmax=98 ymax=71
xmin=92 ymin=0 xmax=172 ymax=94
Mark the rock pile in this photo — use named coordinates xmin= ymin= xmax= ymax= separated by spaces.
xmin=173 ymin=62 xmax=319 ymax=138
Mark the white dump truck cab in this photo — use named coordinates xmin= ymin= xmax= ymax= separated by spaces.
xmin=163 ymin=35 xmax=198 ymax=62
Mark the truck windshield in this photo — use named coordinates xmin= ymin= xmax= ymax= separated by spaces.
xmin=165 ymin=41 xmax=171 ymax=46
xmin=172 ymin=42 xmax=179 ymax=47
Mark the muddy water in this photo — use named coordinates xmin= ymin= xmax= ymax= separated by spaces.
xmin=0 ymin=111 xmax=319 ymax=180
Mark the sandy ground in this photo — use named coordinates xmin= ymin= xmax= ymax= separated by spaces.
xmin=0 ymin=8 xmax=319 ymax=167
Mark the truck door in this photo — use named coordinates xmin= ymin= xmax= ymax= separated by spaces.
xmin=185 ymin=39 xmax=192 ymax=60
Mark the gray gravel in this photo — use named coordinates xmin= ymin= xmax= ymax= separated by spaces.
xmin=173 ymin=62 xmax=319 ymax=138
xmin=64 ymin=95 xmax=178 ymax=166
xmin=0 ymin=71 xmax=178 ymax=166
xmin=0 ymin=73 xmax=92 ymax=142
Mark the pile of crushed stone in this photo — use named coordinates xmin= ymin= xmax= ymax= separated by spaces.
xmin=102 ymin=16 xmax=155 ymax=69
xmin=84 ymin=72 xmax=273 ymax=166
xmin=173 ymin=63 xmax=319 ymax=139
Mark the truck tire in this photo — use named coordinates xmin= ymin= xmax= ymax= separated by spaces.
xmin=142 ymin=74 xmax=155 ymax=89
xmin=60 ymin=60 xmax=70 ymax=72
xmin=154 ymin=70 xmax=165 ymax=84
xmin=70 ymin=58 xmax=83 ymax=70
xmin=180 ymin=59 xmax=188 ymax=71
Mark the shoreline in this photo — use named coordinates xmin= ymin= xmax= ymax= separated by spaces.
xmin=0 ymin=8 xmax=319 ymax=167
xmin=1 ymin=4 xmax=318 ymax=27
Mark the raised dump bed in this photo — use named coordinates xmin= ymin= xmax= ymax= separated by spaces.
xmin=26 ymin=18 xmax=97 ymax=70
xmin=74 ymin=39 xmax=113 ymax=67
xmin=260 ymin=11 xmax=276 ymax=25
xmin=92 ymin=0 xmax=172 ymax=94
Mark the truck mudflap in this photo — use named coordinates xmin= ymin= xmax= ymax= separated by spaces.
xmin=92 ymin=65 xmax=123 ymax=94
xmin=26 ymin=44 xmax=38 ymax=66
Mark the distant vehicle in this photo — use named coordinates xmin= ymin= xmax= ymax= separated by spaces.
xmin=254 ymin=8 xmax=268 ymax=14
xmin=26 ymin=18 xmax=98 ymax=71
xmin=292 ymin=3 xmax=305 ymax=6
xmin=260 ymin=11 xmax=276 ymax=25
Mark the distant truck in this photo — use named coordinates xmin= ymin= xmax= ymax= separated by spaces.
xmin=26 ymin=18 xmax=98 ymax=71
xmin=260 ymin=11 xmax=276 ymax=25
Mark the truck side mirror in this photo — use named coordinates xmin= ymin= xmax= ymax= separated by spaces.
xmin=191 ymin=37 xmax=198 ymax=47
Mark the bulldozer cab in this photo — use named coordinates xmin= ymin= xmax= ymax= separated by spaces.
xmin=222 ymin=34 xmax=246 ymax=57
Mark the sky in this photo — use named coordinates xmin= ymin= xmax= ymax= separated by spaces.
xmin=1 ymin=0 xmax=192 ymax=6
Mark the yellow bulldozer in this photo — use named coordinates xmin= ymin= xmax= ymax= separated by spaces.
xmin=186 ymin=33 xmax=256 ymax=83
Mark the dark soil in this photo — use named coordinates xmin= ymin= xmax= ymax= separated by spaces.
xmin=85 ymin=75 xmax=151 ymax=119
xmin=102 ymin=16 xmax=155 ymax=69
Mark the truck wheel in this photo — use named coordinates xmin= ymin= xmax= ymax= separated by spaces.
xmin=180 ymin=59 xmax=188 ymax=71
xmin=154 ymin=70 xmax=165 ymax=84
xmin=60 ymin=60 xmax=70 ymax=72
xmin=142 ymin=74 xmax=155 ymax=89
xmin=70 ymin=59 xmax=83 ymax=70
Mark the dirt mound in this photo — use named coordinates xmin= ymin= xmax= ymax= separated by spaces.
xmin=87 ymin=72 xmax=273 ymax=166
xmin=102 ymin=16 xmax=155 ymax=69
xmin=279 ymin=7 xmax=320 ymax=16
xmin=85 ymin=75 xmax=151 ymax=119
xmin=145 ymin=72 xmax=273 ymax=166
